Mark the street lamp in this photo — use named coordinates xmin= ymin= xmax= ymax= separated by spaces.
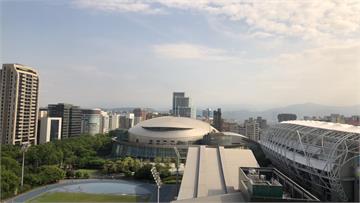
xmin=21 ymin=142 xmax=31 ymax=188
xmin=173 ymin=147 xmax=180 ymax=198
xmin=151 ymin=166 xmax=162 ymax=203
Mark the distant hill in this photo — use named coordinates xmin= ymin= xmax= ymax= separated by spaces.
xmin=104 ymin=107 xmax=156 ymax=113
xmin=222 ymin=103 xmax=360 ymax=123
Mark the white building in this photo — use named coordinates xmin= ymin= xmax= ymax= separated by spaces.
xmin=100 ymin=111 xmax=109 ymax=133
xmin=39 ymin=117 xmax=62 ymax=144
xmin=109 ymin=113 xmax=120 ymax=130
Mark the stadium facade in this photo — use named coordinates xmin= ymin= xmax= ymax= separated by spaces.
xmin=112 ymin=116 xmax=218 ymax=159
xmin=260 ymin=120 xmax=360 ymax=202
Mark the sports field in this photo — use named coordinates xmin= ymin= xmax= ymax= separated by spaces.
xmin=28 ymin=192 xmax=148 ymax=202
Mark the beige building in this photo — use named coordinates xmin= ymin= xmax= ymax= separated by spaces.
xmin=0 ymin=64 xmax=39 ymax=145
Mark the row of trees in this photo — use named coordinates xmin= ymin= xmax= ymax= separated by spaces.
xmin=1 ymin=134 xmax=112 ymax=200
xmin=1 ymin=132 xmax=176 ymax=200
xmin=102 ymin=157 xmax=172 ymax=180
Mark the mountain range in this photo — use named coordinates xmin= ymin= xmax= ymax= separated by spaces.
xmin=222 ymin=103 xmax=360 ymax=123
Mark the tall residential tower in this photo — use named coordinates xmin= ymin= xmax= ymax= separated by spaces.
xmin=0 ymin=64 xmax=39 ymax=145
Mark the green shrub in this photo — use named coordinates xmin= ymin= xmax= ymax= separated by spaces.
xmin=83 ymin=172 xmax=90 ymax=179
xmin=75 ymin=171 xmax=82 ymax=179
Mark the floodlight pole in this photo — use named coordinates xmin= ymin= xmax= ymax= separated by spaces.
xmin=173 ymin=147 xmax=180 ymax=197
xmin=21 ymin=142 xmax=30 ymax=188
xmin=151 ymin=167 xmax=161 ymax=203
xmin=157 ymin=185 xmax=160 ymax=203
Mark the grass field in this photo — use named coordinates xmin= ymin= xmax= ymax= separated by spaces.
xmin=28 ymin=192 xmax=148 ymax=202
xmin=76 ymin=169 xmax=100 ymax=177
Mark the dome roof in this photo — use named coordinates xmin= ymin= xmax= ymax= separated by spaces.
xmin=129 ymin=116 xmax=218 ymax=139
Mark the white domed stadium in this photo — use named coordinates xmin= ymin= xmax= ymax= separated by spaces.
xmin=128 ymin=116 xmax=218 ymax=145
xmin=112 ymin=116 xmax=218 ymax=159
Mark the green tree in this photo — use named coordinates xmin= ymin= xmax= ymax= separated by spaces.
xmin=103 ymin=160 xmax=117 ymax=174
xmin=83 ymin=172 xmax=90 ymax=179
xmin=0 ymin=169 xmax=20 ymax=199
xmin=1 ymin=156 xmax=21 ymax=175
xmin=115 ymin=160 xmax=124 ymax=172
xmin=154 ymin=157 xmax=162 ymax=164
xmin=75 ymin=171 xmax=82 ymax=179
xmin=38 ymin=165 xmax=65 ymax=184
xmin=1 ymin=145 xmax=21 ymax=160
xmin=134 ymin=164 xmax=153 ymax=180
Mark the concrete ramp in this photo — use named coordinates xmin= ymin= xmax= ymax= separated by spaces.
xmin=177 ymin=146 xmax=259 ymax=201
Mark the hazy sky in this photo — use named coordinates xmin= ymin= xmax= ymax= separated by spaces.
xmin=2 ymin=0 xmax=360 ymax=110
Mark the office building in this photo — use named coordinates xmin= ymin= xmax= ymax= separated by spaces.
xmin=100 ymin=110 xmax=109 ymax=133
xmin=118 ymin=113 xmax=135 ymax=129
xmin=48 ymin=103 xmax=81 ymax=138
xmin=256 ymin=116 xmax=267 ymax=129
xmin=81 ymin=109 xmax=101 ymax=135
xmin=0 ymin=64 xmax=39 ymax=145
xmin=133 ymin=108 xmax=147 ymax=125
xmin=213 ymin=108 xmax=223 ymax=131
xmin=39 ymin=117 xmax=62 ymax=144
xmin=126 ymin=113 xmax=134 ymax=128
xmin=202 ymin=108 xmax=212 ymax=119
xmin=277 ymin=113 xmax=297 ymax=122
xmin=260 ymin=120 xmax=360 ymax=202
xmin=108 ymin=113 xmax=119 ymax=130
xmin=244 ymin=118 xmax=260 ymax=141
xmin=172 ymin=92 xmax=195 ymax=118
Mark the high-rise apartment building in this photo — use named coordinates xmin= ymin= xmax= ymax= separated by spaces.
xmin=244 ymin=117 xmax=260 ymax=141
xmin=213 ymin=108 xmax=223 ymax=131
xmin=48 ymin=103 xmax=81 ymax=138
xmin=172 ymin=92 xmax=195 ymax=118
xmin=0 ymin=64 xmax=39 ymax=145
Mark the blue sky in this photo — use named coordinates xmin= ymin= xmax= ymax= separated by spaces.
xmin=1 ymin=0 xmax=359 ymax=110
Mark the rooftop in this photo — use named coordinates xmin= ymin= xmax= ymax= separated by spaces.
xmin=176 ymin=146 xmax=259 ymax=201
xmin=282 ymin=120 xmax=360 ymax=133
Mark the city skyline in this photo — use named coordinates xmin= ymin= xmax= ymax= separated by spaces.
xmin=2 ymin=1 xmax=360 ymax=108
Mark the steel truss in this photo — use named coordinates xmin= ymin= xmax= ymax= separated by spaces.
xmin=260 ymin=123 xmax=360 ymax=201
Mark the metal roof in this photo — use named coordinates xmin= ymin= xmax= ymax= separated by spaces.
xmin=282 ymin=120 xmax=360 ymax=134
xmin=129 ymin=116 xmax=218 ymax=139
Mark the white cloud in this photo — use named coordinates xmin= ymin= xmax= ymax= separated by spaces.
xmin=73 ymin=0 xmax=360 ymax=41
xmin=73 ymin=0 xmax=163 ymax=14
xmin=254 ymin=43 xmax=360 ymax=105
xmin=153 ymin=43 xmax=234 ymax=60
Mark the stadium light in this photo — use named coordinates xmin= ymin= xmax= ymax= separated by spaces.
xmin=151 ymin=166 xmax=162 ymax=203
